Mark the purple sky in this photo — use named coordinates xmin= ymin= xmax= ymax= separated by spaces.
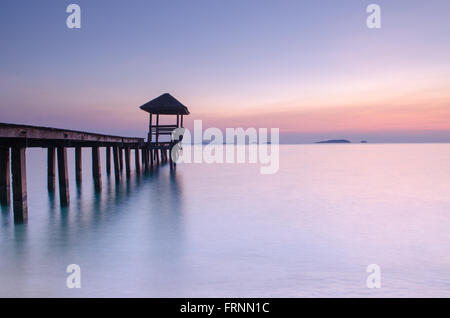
xmin=1 ymin=0 xmax=449 ymax=143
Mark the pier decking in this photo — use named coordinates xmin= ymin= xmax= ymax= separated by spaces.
xmin=0 ymin=122 xmax=173 ymax=223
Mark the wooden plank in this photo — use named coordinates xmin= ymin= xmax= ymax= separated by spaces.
xmin=150 ymin=131 xmax=177 ymax=136
xmin=151 ymin=127 xmax=178 ymax=132
xmin=113 ymin=146 xmax=120 ymax=182
xmin=57 ymin=147 xmax=70 ymax=206
xmin=134 ymin=148 xmax=140 ymax=173
xmin=75 ymin=146 xmax=82 ymax=184
xmin=0 ymin=138 xmax=143 ymax=148
xmin=0 ymin=147 xmax=10 ymax=205
xmin=92 ymin=146 xmax=101 ymax=192
xmin=11 ymin=146 xmax=27 ymax=223
xmin=151 ymin=124 xmax=178 ymax=128
xmin=106 ymin=146 xmax=111 ymax=175
xmin=47 ymin=147 xmax=56 ymax=192
xmin=0 ymin=122 xmax=144 ymax=144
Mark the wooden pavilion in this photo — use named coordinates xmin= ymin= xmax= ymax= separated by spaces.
xmin=139 ymin=93 xmax=190 ymax=165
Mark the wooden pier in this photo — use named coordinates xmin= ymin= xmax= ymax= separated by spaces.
xmin=0 ymin=93 xmax=189 ymax=224
xmin=0 ymin=122 xmax=163 ymax=223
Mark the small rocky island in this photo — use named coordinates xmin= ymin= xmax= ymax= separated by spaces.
xmin=315 ymin=139 xmax=351 ymax=144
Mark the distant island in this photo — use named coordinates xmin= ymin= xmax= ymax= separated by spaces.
xmin=315 ymin=139 xmax=351 ymax=144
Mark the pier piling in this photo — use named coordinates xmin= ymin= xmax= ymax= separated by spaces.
xmin=106 ymin=146 xmax=111 ymax=175
xmin=57 ymin=147 xmax=70 ymax=206
xmin=119 ymin=147 xmax=124 ymax=171
xmin=142 ymin=147 xmax=148 ymax=170
xmin=0 ymin=122 xmax=157 ymax=223
xmin=75 ymin=146 xmax=82 ymax=184
xmin=0 ymin=147 xmax=11 ymax=205
xmin=47 ymin=147 xmax=56 ymax=192
xmin=135 ymin=148 xmax=140 ymax=173
xmin=125 ymin=147 xmax=131 ymax=177
xmin=11 ymin=146 xmax=27 ymax=223
xmin=113 ymin=146 xmax=121 ymax=182
xmin=149 ymin=149 xmax=153 ymax=167
xmin=92 ymin=146 xmax=102 ymax=192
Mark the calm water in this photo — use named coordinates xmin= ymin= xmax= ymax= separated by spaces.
xmin=1 ymin=144 xmax=450 ymax=297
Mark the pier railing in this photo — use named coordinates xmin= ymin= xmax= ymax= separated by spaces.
xmin=0 ymin=122 xmax=172 ymax=224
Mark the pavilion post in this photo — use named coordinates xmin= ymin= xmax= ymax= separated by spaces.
xmin=148 ymin=113 xmax=152 ymax=143
xmin=155 ymin=114 xmax=159 ymax=145
xmin=156 ymin=114 xmax=160 ymax=164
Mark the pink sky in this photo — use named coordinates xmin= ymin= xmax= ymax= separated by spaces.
xmin=1 ymin=1 xmax=450 ymax=143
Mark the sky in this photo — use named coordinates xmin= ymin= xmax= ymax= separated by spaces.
xmin=0 ymin=0 xmax=449 ymax=143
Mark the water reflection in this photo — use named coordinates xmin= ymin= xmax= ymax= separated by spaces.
xmin=1 ymin=204 xmax=10 ymax=226
xmin=0 ymin=148 xmax=186 ymax=295
xmin=12 ymin=224 xmax=28 ymax=295
xmin=40 ymin=162 xmax=185 ymax=245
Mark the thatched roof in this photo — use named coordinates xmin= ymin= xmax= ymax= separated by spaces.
xmin=139 ymin=93 xmax=190 ymax=115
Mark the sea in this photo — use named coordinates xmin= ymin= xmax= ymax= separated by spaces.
xmin=1 ymin=144 xmax=449 ymax=297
